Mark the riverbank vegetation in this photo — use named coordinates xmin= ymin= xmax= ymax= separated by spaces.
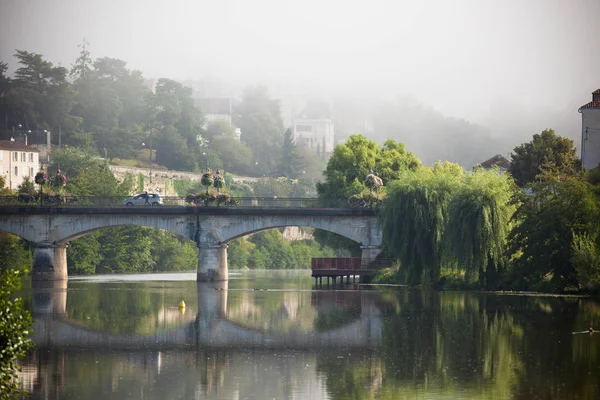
xmin=319 ymin=132 xmax=600 ymax=294
xmin=0 ymin=228 xmax=33 ymax=397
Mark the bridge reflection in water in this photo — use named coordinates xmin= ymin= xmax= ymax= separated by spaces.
xmin=22 ymin=280 xmax=383 ymax=398
xmin=29 ymin=280 xmax=382 ymax=350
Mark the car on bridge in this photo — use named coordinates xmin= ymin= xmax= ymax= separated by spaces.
xmin=123 ymin=193 xmax=163 ymax=207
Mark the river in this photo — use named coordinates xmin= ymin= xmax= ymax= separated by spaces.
xmin=17 ymin=270 xmax=600 ymax=399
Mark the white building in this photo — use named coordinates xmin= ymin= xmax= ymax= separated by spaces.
xmin=579 ymin=89 xmax=600 ymax=171
xmin=292 ymin=119 xmax=335 ymax=155
xmin=0 ymin=140 xmax=41 ymax=190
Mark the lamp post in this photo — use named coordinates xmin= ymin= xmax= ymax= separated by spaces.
xmin=202 ymin=152 xmax=208 ymax=171
xmin=143 ymin=130 xmax=155 ymax=183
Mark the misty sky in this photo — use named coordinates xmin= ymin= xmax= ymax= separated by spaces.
xmin=1 ymin=0 xmax=599 ymax=125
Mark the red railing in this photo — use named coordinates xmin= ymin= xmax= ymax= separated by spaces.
xmin=311 ymin=258 xmax=395 ymax=270
xmin=312 ymin=257 xmax=362 ymax=270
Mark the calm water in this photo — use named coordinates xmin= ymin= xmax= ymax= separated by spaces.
xmin=17 ymin=271 xmax=600 ymax=400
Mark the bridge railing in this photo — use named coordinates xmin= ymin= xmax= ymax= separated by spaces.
xmin=0 ymin=196 xmax=369 ymax=209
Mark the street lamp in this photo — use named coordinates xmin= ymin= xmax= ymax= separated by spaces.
xmin=202 ymin=152 xmax=208 ymax=171
xmin=143 ymin=130 xmax=155 ymax=183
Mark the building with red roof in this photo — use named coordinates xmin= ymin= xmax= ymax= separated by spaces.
xmin=579 ymin=89 xmax=600 ymax=170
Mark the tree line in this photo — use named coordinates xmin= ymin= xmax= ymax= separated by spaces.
xmin=317 ymin=130 xmax=600 ymax=293
xmin=0 ymin=44 xmax=321 ymax=181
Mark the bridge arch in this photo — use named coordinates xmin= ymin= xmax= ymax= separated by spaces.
xmin=55 ymin=222 xmax=194 ymax=245
xmin=210 ymin=215 xmax=380 ymax=247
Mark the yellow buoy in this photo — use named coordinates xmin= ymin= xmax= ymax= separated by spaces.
xmin=178 ymin=300 xmax=186 ymax=308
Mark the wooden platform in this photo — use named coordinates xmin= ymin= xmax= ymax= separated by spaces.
xmin=311 ymin=257 xmax=393 ymax=286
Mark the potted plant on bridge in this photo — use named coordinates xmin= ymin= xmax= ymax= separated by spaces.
xmin=364 ymin=171 xmax=383 ymax=194
xmin=52 ymin=169 xmax=67 ymax=188
xmin=201 ymin=170 xmax=214 ymax=195
xmin=34 ymin=170 xmax=48 ymax=204
xmin=213 ymin=169 xmax=225 ymax=194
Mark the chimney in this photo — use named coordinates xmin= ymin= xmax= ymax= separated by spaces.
xmin=593 ymin=90 xmax=600 ymax=103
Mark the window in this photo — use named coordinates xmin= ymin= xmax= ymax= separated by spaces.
xmin=29 ymin=167 xmax=34 ymax=177
xmin=13 ymin=152 xmax=17 ymax=162
xmin=21 ymin=152 xmax=26 ymax=162
xmin=296 ymin=124 xmax=313 ymax=132
xmin=14 ymin=166 xmax=18 ymax=176
xmin=29 ymin=153 xmax=34 ymax=162
xmin=0 ymin=151 xmax=4 ymax=161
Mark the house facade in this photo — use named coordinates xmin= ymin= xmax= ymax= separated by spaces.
xmin=579 ymin=89 xmax=600 ymax=170
xmin=292 ymin=119 xmax=335 ymax=155
xmin=0 ymin=140 xmax=41 ymax=190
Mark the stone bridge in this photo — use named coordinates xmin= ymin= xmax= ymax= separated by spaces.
xmin=0 ymin=206 xmax=382 ymax=281
xmin=30 ymin=281 xmax=382 ymax=349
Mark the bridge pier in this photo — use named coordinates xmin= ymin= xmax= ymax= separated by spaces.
xmin=361 ymin=245 xmax=382 ymax=266
xmin=197 ymin=243 xmax=228 ymax=281
xmin=32 ymin=242 xmax=68 ymax=281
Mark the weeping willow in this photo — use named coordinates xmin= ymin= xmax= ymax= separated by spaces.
xmin=379 ymin=163 xmax=463 ymax=284
xmin=380 ymin=164 xmax=517 ymax=286
xmin=444 ymin=169 xmax=517 ymax=286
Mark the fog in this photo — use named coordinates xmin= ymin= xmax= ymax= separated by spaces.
xmin=1 ymin=0 xmax=599 ymax=163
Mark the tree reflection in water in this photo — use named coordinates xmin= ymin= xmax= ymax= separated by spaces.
xmin=17 ymin=275 xmax=600 ymax=399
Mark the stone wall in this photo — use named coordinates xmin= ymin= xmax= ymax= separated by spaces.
xmin=109 ymin=165 xmax=266 ymax=196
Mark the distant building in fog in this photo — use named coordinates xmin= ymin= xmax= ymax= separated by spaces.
xmin=197 ymin=98 xmax=232 ymax=125
xmin=292 ymin=119 xmax=335 ymax=155
xmin=478 ymin=154 xmax=511 ymax=172
xmin=579 ymin=89 xmax=600 ymax=170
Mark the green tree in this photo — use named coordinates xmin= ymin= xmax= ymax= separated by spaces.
xmin=443 ymin=168 xmax=517 ymax=287
xmin=379 ymin=167 xmax=463 ymax=283
xmin=146 ymin=79 xmax=204 ymax=171
xmin=49 ymin=146 xmax=131 ymax=196
xmin=70 ymin=38 xmax=92 ymax=81
xmin=9 ymin=50 xmax=73 ymax=136
xmin=210 ymin=135 xmax=253 ymax=173
xmin=317 ymin=135 xmax=421 ymax=202
xmin=234 ymin=86 xmax=284 ymax=176
xmin=0 ymin=232 xmax=33 ymax=398
xmin=316 ymin=135 xmax=422 ymax=255
xmin=509 ymin=129 xmax=580 ymax=187
xmin=508 ymin=175 xmax=600 ymax=291
xmin=277 ymin=128 xmax=302 ymax=177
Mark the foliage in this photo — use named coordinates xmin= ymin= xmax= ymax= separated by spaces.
xmin=17 ymin=177 xmax=36 ymax=196
xmin=509 ymin=129 xmax=580 ymax=187
xmin=277 ymin=128 xmax=305 ymax=178
xmin=34 ymin=171 xmax=47 ymax=186
xmin=571 ymin=232 xmax=600 ymax=290
xmin=68 ymin=227 xmax=198 ymax=274
xmin=443 ymin=169 xmax=517 ymax=287
xmin=317 ymin=135 xmax=421 ymax=203
xmin=316 ymin=135 xmax=421 ymax=255
xmin=227 ymin=229 xmax=336 ymax=269
xmin=200 ymin=171 xmax=214 ymax=188
xmin=379 ymin=167 xmax=463 ymax=284
xmin=508 ymin=176 xmax=600 ymax=291
xmin=213 ymin=172 xmax=225 ymax=193
xmin=209 ymin=135 xmax=252 ymax=173
xmin=0 ymin=233 xmax=33 ymax=398
xmin=364 ymin=173 xmax=383 ymax=192
xmin=49 ymin=147 xmax=130 ymax=196
xmin=234 ymin=86 xmax=284 ymax=176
